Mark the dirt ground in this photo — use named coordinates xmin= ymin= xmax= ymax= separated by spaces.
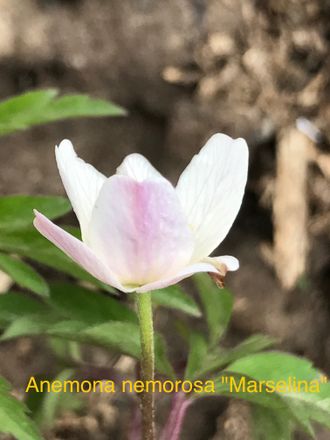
xmin=0 ymin=1 xmax=329 ymax=439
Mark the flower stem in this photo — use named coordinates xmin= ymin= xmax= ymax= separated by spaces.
xmin=136 ymin=292 xmax=155 ymax=440
xmin=160 ymin=392 xmax=192 ymax=440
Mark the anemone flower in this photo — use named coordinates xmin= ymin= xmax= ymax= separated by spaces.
xmin=34 ymin=134 xmax=248 ymax=293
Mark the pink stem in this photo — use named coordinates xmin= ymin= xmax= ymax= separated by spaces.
xmin=170 ymin=398 xmax=192 ymax=440
xmin=160 ymin=392 xmax=192 ymax=440
xmin=128 ymin=402 xmax=141 ymax=440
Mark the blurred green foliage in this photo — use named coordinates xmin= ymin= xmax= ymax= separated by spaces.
xmin=0 ymin=89 xmax=125 ymax=136
xmin=0 ymin=89 xmax=328 ymax=440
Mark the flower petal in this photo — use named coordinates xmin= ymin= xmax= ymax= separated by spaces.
xmin=136 ymin=262 xmax=218 ymax=293
xmin=213 ymin=255 xmax=239 ymax=271
xmin=204 ymin=255 xmax=239 ymax=272
xmin=33 ymin=210 xmax=128 ymax=291
xmin=117 ymin=153 xmax=164 ymax=182
xmin=87 ymin=175 xmax=194 ymax=286
xmin=55 ymin=140 xmax=106 ymax=239
xmin=176 ymin=133 xmax=248 ymax=261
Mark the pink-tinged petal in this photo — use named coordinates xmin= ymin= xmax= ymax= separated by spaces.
xmin=55 ymin=140 xmax=106 ymax=239
xmin=176 ymin=133 xmax=248 ymax=261
xmin=136 ymin=262 xmax=218 ymax=293
xmin=87 ymin=175 xmax=194 ymax=286
xmin=116 ymin=153 xmax=165 ymax=182
xmin=33 ymin=210 xmax=128 ymax=291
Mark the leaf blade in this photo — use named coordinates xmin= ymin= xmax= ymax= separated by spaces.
xmin=194 ymin=273 xmax=233 ymax=346
xmin=197 ymin=334 xmax=275 ymax=378
xmin=226 ymin=352 xmax=330 ymax=434
xmin=252 ymin=405 xmax=293 ymax=440
xmin=0 ymin=253 xmax=49 ymax=296
xmin=0 ymin=292 xmax=47 ymax=326
xmin=0 ymin=376 xmax=42 ymax=440
xmin=0 ymin=226 xmax=112 ymax=290
xmin=184 ymin=331 xmax=208 ymax=380
xmin=0 ymin=195 xmax=71 ymax=231
xmin=1 ymin=317 xmax=173 ymax=377
xmin=0 ymin=89 xmax=126 ymax=136
xmin=152 ymin=285 xmax=201 ymax=317
xmin=48 ymin=282 xmax=136 ymax=324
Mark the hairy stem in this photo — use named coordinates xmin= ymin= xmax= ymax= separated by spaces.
xmin=136 ymin=292 xmax=155 ymax=440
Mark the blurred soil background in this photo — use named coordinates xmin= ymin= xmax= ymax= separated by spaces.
xmin=0 ymin=0 xmax=329 ymax=439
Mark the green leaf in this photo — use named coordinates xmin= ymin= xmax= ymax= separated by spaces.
xmin=197 ymin=334 xmax=275 ymax=378
xmin=51 ymin=320 xmax=141 ymax=355
xmin=0 ymin=89 xmax=126 ymax=136
xmin=25 ymin=370 xmax=83 ymax=428
xmin=252 ymin=405 xmax=293 ymax=440
xmin=0 ymin=376 xmax=42 ymax=440
xmin=0 ymin=253 xmax=49 ymax=296
xmin=194 ymin=273 xmax=233 ymax=346
xmin=226 ymin=334 xmax=276 ymax=360
xmin=52 ymin=321 xmax=173 ymax=377
xmin=1 ymin=317 xmax=173 ymax=377
xmin=41 ymin=94 xmax=126 ymax=121
xmin=152 ymin=285 xmax=201 ymax=317
xmin=210 ymin=372 xmax=286 ymax=408
xmin=0 ymin=226 xmax=111 ymax=290
xmin=174 ymin=319 xmax=191 ymax=344
xmin=154 ymin=334 xmax=176 ymax=379
xmin=48 ymin=282 xmax=136 ymax=324
xmin=1 ymin=314 xmax=60 ymax=339
xmin=0 ymin=89 xmax=58 ymax=131
xmin=0 ymin=292 xmax=47 ymax=326
xmin=227 ymin=351 xmax=324 ymax=385
xmin=227 ymin=352 xmax=330 ymax=435
xmin=1 ymin=316 xmax=139 ymax=356
xmin=184 ymin=331 xmax=208 ymax=380
xmin=35 ymin=369 xmax=75 ymax=428
xmin=48 ymin=339 xmax=82 ymax=364
xmin=0 ymin=195 xmax=71 ymax=230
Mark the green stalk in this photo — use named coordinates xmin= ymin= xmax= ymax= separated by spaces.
xmin=136 ymin=292 xmax=155 ymax=440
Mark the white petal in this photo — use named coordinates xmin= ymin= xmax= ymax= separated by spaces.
xmin=117 ymin=153 xmax=164 ymax=182
xmin=136 ymin=262 xmax=218 ymax=293
xmin=33 ymin=210 xmax=129 ymax=291
xmin=87 ymin=175 xmax=194 ymax=287
xmin=176 ymin=133 xmax=248 ymax=261
xmin=205 ymin=255 xmax=239 ymax=272
xmin=55 ymin=140 xmax=106 ymax=239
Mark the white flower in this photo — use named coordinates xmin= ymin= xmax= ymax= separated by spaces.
xmin=34 ymin=134 xmax=248 ymax=292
